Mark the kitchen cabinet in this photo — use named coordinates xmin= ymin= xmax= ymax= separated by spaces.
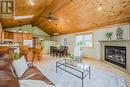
xmin=23 ymin=33 xmax=32 ymax=40
xmin=28 ymin=33 xmax=32 ymax=40
xmin=0 ymin=23 xmax=2 ymax=42
xmin=2 ymin=30 xmax=32 ymax=43
xmin=13 ymin=33 xmax=32 ymax=43
xmin=13 ymin=32 xmax=23 ymax=43
xmin=4 ymin=31 xmax=13 ymax=39
xmin=0 ymin=23 xmax=4 ymax=42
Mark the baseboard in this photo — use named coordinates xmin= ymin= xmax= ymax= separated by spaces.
xmin=82 ymin=56 xmax=100 ymax=61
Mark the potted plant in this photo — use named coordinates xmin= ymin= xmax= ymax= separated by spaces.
xmin=69 ymin=54 xmax=75 ymax=60
xmin=13 ymin=52 xmax=20 ymax=60
xmin=105 ymin=32 xmax=113 ymax=40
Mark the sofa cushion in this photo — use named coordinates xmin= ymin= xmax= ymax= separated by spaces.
xmin=0 ymin=70 xmax=20 ymax=87
xmin=13 ymin=56 xmax=28 ymax=77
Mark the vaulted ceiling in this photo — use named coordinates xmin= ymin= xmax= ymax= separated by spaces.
xmin=0 ymin=0 xmax=130 ymax=36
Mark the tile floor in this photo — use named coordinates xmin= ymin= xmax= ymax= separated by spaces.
xmin=34 ymin=55 xmax=130 ymax=86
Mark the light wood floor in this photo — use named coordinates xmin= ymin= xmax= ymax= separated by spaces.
xmin=34 ymin=55 xmax=130 ymax=86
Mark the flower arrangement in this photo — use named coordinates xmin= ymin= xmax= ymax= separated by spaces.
xmin=105 ymin=32 xmax=113 ymax=40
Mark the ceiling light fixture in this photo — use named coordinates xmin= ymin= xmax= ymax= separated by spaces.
xmin=53 ymin=33 xmax=59 ymax=36
xmin=18 ymin=29 xmax=22 ymax=33
xmin=29 ymin=0 xmax=35 ymax=6
xmin=97 ymin=6 xmax=102 ymax=11
xmin=97 ymin=4 xmax=102 ymax=11
xmin=66 ymin=19 xmax=70 ymax=22
xmin=48 ymin=19 xmax=52 ymax=22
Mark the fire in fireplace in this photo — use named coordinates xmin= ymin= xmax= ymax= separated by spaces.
xmin=105 ymin=46 xmax=126 ymax=68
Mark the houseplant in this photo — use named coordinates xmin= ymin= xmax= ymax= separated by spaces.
xmin=105 ymin=32 xmax=113 ymax=40
xmin=69 ymin=54 xmax=75 ymax=60
xmin=13 ymin=52 xmax=20 ymax=60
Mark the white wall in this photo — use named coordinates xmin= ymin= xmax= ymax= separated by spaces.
xmin=55 ymin=22 xmax=130 ymax=59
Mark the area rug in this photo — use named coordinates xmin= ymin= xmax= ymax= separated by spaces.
xmin=40 ymin=64 xmax=128 ymax=87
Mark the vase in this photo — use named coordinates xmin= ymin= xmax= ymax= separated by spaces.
xmin=107 ymin=37 xmax=111 ymax=40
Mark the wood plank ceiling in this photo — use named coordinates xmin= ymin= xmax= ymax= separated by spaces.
xmin=0 ymin=0 xmax=54 ymax=28
xmin=0 ymin=0 xmax=130 ymax=36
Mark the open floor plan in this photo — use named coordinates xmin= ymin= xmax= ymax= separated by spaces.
xmin=0 ymin=0 xmax=130 ymax=87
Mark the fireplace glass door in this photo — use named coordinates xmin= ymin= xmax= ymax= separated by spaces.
xmin=105 ymin=46 xmax=126 ymax=68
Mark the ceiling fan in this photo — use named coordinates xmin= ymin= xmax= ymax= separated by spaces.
xmin=37 ymin=0 xmax=73 ymax=24
xmin=42 ymin=13 xmax=58 ymax=22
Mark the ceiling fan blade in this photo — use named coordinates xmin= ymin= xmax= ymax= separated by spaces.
xmin=41 ymin=12 xmax=58 ymax=21
xmin=51 ymin=17 xmax=58 ymax=20
xmin=42 ymin=16 xmax=50 ymax=19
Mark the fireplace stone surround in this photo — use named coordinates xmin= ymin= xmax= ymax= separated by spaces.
xmin=99 ymin=39 xmax=130 ymax=75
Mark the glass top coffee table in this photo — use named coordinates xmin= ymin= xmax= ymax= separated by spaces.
xmin=56 ymin=59 xmax=90 ymax=87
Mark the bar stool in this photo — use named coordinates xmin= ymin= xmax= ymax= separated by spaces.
xmin=33 ymin=45 xmax=43 ymax=61
xmin=20 ymin=45 xmax=29 ymax=62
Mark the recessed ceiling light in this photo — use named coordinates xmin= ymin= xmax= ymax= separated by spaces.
xmin=29 ymin=0 xmax=35 ymax=6
xmin=53 ymin=33 xmax=59 ymax=36
xmin=97 ymin=6 xmax=102 ymax=11
xmin=66 ymin=19 xmax=70 ymax=22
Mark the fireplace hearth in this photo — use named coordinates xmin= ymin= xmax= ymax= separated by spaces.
xmin=105 ymin=46 xmax=126 ymax=68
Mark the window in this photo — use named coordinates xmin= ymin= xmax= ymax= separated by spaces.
xmin=76 ymin=33 xmax=93 ymax=48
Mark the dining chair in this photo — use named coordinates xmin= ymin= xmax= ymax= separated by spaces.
xmin=50 ymin=46 xmax=55 ymax=57
xmin=64 ymin=46 xmax=68 ymax=57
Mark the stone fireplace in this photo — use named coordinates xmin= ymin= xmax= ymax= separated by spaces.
xmin=99 ymin=40 xmax=130 ymax=74
xmin=105 ymin=46 xmax=126 ymax=68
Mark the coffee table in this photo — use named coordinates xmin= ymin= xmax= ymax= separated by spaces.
xmin=56 ymin=59 xmax=90 ymax=87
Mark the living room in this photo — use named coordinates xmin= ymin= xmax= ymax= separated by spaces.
xmin=0 ymin=0 xmax=130 ymax=87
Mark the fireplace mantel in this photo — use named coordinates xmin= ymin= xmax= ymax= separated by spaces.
xmin=99 ymin=39 xmax=130 ymax=75
xmin=98 ymin=39 xmax=130 ymax=42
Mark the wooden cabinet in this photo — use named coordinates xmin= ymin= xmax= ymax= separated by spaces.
xmin=2 ymin=30 xmax=32 ymax=43
xmin=0 ymin=23 xmax=4 ymax=42
xmin=13 ymin=32 xmax=17 ymax=42
xmin=0 ymin=23 xmax=2 ymax=42
xmin=4 ymin=31 xmax=13 ymax=39
xmin=28 ymin=33 xmax=32 ymax=40
xmin=13 ymin=33 xmax=32 ymax=43
xmin=23 ymin=33 xmax=27 ymax=40
xmin=13 ymin=32 xmax=23 ymax=43
xmin=23 ymin=33 xmax=32 ymax=40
